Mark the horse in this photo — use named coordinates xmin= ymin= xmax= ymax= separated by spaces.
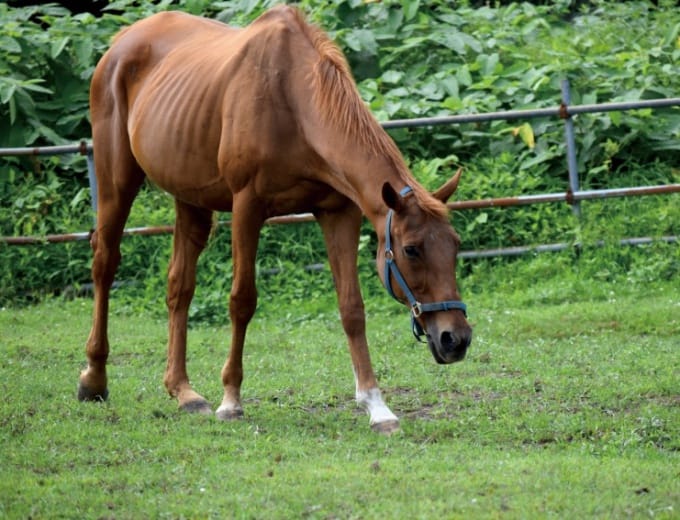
xmin=80 ymin=5 xmax=472 ymax=434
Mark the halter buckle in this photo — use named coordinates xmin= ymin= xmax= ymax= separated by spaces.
xmin=411 ymin=302 xmax=422 ymax=318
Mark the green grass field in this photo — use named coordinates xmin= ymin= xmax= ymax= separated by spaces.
xmin=1 ymin=256 xmax=678 ymax=519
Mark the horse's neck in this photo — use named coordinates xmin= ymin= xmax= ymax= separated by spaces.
xmin=325 ymin=150 xmax=406 ymax=223
xmin=301 ymin=123 xmax=408 ymax=224
xmin=289 ymin=63 xmax=411 ymax=224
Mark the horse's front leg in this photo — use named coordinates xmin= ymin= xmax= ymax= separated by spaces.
xmin=164 ymin=200 xmax=213 ymax=414
xmin=316 ymin=205 xmax=400 ymax=434
xmin=215 ymin=194 xmax=265 ymax=421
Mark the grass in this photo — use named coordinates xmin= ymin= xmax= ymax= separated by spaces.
xmin=0 ymin=254 xmax=679 ymax=519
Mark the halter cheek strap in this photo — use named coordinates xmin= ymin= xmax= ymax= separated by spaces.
xmin=383 ymin=186 xmax=467 ymax=342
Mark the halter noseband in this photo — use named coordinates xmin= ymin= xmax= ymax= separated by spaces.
xmin=383 ymin=186 xmax=467 ymax=342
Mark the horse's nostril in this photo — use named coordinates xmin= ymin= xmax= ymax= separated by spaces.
xmin=440 ymin=331 xmax=456 ymax=349
xmin=440 ymin=330 xmax=469 ymax=359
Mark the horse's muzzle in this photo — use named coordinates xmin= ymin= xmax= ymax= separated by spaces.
xmin=427 ymin=326 xmax=472 ymax=364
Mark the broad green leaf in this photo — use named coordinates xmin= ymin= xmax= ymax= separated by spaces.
xmin=35 ymin=122 xmax=67 ymax=144
xmin=381 ymin=70 xmax=404 ymax=84
xmin=582 ymin=92 xmax=597 ymax=105
xmin=662 ymin=22 xmax=680 ymax=48
xmin=456 ymin=66 xmax=472 ymax=87
xmin=70 ymin=187 xmax=90 ymax=209
xmin=383 ymin=100 xmax=402 ymax=117
xmin=439 ymin=77 xmax=459 ymax=98
xmin=385 ymin=8 xmax=404 ymax=33
xmin=73 ymin=12 xmax=95 ymax=23
xmin=460 ymin=32 xmax=482 ymax=54
xmin=442 ymin=96 xmax=462 ymax=112
xmin=50 ymin=36 xmax=69 ymax=59
xmin=0 ymin=81 xmax=17 ymax=104
xmin=0 ymin=35 xmax=21 ymax=54
xmin=386 ymin=87 xmax=409 ymax=98
xmin=344 ymin=29 xmax=378 ymax=55
xmin=437 ymin=31 xmax=466 ymax=54
xmin=479 ymin=53 xmax=500 ymax=76
xmin=73 ymin=38 xmax=93 ymax=67
xmin=418 ymin=81 xmax=443 ymax=100
xmin=20 ymin=81 xmax=53 ymax=95
xmin=401 ymin=0 xmax=420 ymax=21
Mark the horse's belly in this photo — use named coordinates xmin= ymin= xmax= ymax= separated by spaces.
xmin=160 ymin=174 xmax=234 ymax=212
xmin=128 ymin=100 xmax=236 ymax=211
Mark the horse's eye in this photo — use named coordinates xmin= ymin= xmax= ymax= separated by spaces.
xmin=403 ymin=245 xmax=420 ymax=258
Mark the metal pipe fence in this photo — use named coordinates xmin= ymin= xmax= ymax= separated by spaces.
xmin=1 ymin=87 xmax=679 ymax=257
xmin=0 ymin=140 xmax=98 ymax=222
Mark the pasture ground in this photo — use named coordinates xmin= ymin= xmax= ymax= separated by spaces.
xmin=1 ymin=257 xmax=678 ymax=519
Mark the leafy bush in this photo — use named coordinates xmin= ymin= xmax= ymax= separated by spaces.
xmin=0 ymin=0 xmax=678 ymax=311
xmin=307 ymin=0 xmax=680 ymax=172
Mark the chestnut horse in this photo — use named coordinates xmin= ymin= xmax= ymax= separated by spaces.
xmin=80 ymin=5 xmax=472 ymax=433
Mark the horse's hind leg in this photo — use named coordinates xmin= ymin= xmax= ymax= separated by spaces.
xmin=164 ymin=200 xmax=213 ymax=414
xmin=78 ymin=139 xmax=144 ymax=401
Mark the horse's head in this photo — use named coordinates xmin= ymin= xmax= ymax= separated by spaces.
xmin=377 ymin=170 xmax=472 ymax=364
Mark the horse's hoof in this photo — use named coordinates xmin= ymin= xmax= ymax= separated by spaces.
xmin=371 ymin=419 xmax=400 ymax=435
xmin=77 ymin=384 xmax=109 ymax=402
xmin=180 ymin=399 xmax=213 ymax=415
xmin=215 ymin=405 xmax=244 ymax=421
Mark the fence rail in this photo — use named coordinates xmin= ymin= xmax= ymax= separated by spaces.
xmin=1 ymin=84 xmax=679 ymax=258
xmin=382 ymin=96 xmax=680 ymax=129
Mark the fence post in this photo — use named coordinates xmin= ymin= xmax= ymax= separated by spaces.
xmin=561 ymin=79 xmax=581 ymax=217
xmin=85 ymin=147 xmax=97 ymax=226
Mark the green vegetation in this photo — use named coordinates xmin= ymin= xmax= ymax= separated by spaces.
xmin=0 ymin=0 xmax=678 ymax=306
xmin=1 ymin=266 xmax=678 ymax=518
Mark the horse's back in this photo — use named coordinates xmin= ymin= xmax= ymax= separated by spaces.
xmin=90 ymin=7 xmax=322 ymax=210
xmin=92 ymin=6 xmax=309 ymax=128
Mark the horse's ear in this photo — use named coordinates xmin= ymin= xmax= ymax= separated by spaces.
xmin=432 ymin=167 xmax=462 ymax=203
xmin=382 ymin=182 xmax=404 ymax=212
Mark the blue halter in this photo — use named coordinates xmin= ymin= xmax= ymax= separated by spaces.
xmin=383 ymin=186 xmax=467 ymax=342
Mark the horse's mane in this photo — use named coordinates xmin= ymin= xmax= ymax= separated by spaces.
xmin=291 ymin=8 xmax=448 ymax=220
